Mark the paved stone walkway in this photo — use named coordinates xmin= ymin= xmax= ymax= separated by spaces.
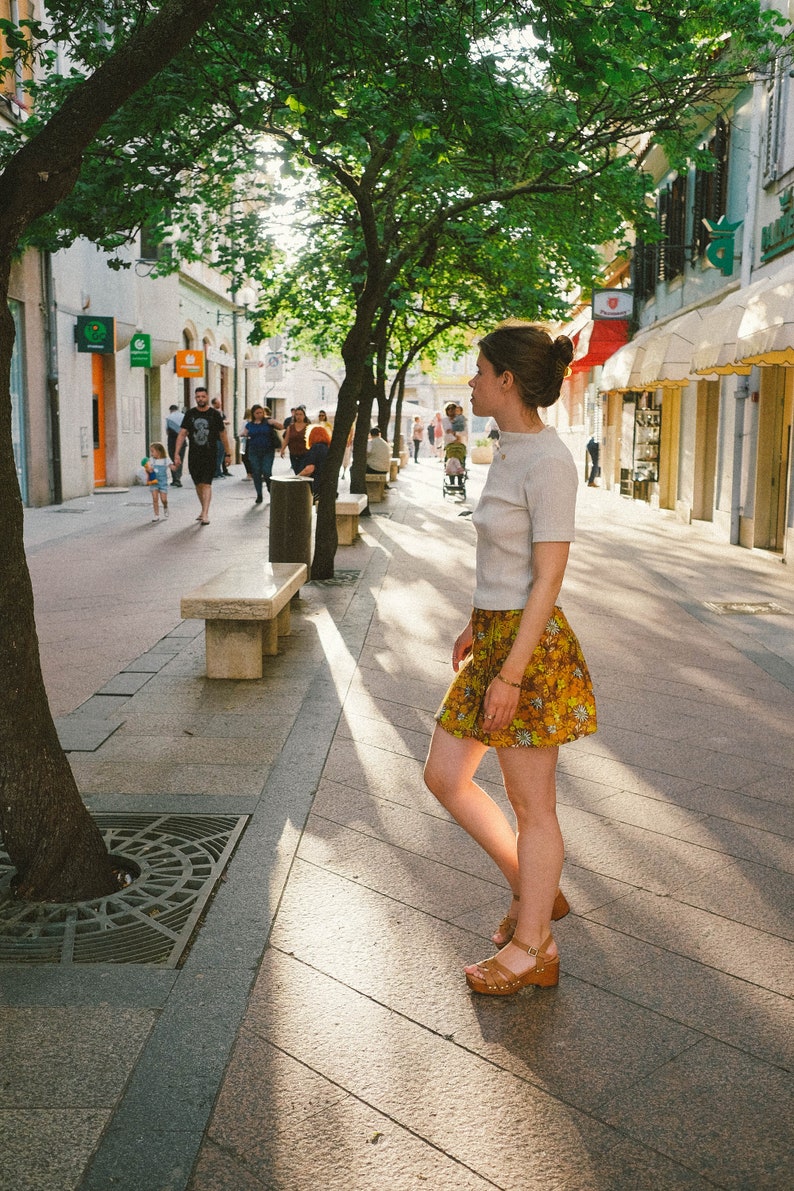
xmin=2 ymin=453 xmax=792 ymax=1191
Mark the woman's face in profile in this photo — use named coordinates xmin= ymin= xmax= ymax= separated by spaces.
xmin=468 ymin=352 xmax=502 ymax=417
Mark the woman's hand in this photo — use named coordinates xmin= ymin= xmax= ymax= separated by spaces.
xmin=452 ymin=620 xmax=473 ymax=672
xmin=480 ymin=676 xmax=521 ymax=733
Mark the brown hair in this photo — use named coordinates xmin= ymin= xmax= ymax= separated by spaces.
xmin=478 ymin=319 xmax=573 ymax=409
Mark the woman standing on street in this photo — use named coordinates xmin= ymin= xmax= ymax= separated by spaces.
xmin=280 ymin=407 xmax=310 ymax=473
xmin=411 ymin=416 xmax=424 ymax=462
xmin=241 ymin=404 xmax=282 ymax=504
xmin=424 ymin=320 xmax=596 ymax=996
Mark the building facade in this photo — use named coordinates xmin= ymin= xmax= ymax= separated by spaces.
xmin=575 ymin=26 xmax=794 ymax=566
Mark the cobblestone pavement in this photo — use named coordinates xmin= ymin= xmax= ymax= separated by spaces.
xmin=2 ymin=451 xmax=792 ymax=1191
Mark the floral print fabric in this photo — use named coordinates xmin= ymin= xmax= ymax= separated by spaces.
xmin=436 ymin=606 xmax=596 ymax=748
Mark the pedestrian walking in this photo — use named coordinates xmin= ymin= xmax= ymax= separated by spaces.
xmin=211 ymin=397 xmax=232 ymax=476
xmin=143 ymin=442 xmax=172 ymax=522
xmin=280 ymin=407 xmax=310 ymax=473
xmin=241 ymin=404 xmax=282 ymax=504
xmin=432 ymin=411 xmax=444 ymax=456
xmin=586 ymin=436 xmax=601 ymax=486
xmin=411 ymin=416 xmax=424 ymax=462
xmin=423 ymin=319 xmax=596 ymax=996
xmin=172 ymin=387 xmax=232 ymax=526
xmin=238 ymin=407 xmax=253 ymax=480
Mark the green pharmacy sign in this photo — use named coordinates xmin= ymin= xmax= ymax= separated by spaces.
xmin=130 ymin=333 xmax=152 ymax=368
xmin=761 ymin=188 xmax=794 ymax=263
xmin=75 ymin=316 xmax=116 ymax=354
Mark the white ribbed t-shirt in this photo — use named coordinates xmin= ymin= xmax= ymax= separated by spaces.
xmin=471 ymin=427 xmax=578 ymax=610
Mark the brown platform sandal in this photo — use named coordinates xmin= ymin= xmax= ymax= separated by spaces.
xmin=493 ymin=889 xmax=570 ymax=946
xmin=466 ymin=933 xmax=560 ymax=996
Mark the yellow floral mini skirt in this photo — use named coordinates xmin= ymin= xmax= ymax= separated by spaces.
xmin=436 ymin=606 xmax=596 ymax=748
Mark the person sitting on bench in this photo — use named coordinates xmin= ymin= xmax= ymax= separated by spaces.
xmin=366 ymin=426 xmax=392 ymax=476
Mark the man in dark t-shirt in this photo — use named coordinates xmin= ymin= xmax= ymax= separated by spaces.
xmin=173 ymin=387 xmax=232 ymax=525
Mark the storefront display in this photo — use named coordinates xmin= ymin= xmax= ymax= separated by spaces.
xmin=620 ymin=395 xmax=661 ymax=500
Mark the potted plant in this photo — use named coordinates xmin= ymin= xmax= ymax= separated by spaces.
xmin=470 ymin=437 xmax=494 ymax=464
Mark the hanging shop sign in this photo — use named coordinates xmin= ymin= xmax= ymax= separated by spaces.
xmin=761 ymin=188 xmax=794 ymax=263
xmin=75 ymin=316 xmax=116 ymax=354
xmin=175 ymin=349 xmax=205 ymax=378
xmin=206 ymin=345 xmax=235 ymax=368
xmin=703 ymin=215 xmax=742 ymax=275
xmin=129 ymin=333 xmax=152 ymax=368
xmin=592 ymin=289 xmax=633 ymax=320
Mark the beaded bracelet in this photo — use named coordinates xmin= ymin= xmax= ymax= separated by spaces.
xmin=495 ymin=672 xmax=522 ymax=689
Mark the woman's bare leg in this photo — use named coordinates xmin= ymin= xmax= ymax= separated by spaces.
xmin=424 ymin=725 xmax=519 ymax=892
xmin=465 ymin=745 xmax=562 ymax=977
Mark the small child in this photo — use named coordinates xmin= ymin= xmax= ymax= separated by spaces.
xmin=144 ymin=442 xmax=171 ymax=522
xmin=445 ymin=455 xmax=465 ymax=487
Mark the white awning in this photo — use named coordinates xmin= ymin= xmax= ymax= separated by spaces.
xmin=734 ymin=261 xmax=794 ymax=365
xmin=598 ymin=328 xmax=653 ymax=391
xmin=637 ymin=308 xmax=707 ymax=388
xmin=691 ymin=281 xmax=766 ymax=376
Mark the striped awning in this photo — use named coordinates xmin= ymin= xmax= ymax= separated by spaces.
xmin=733 ymin=261 xmax=794 ymax=365
xmin=691 ymin=283 xmax=763 ymax=376
xmin=598 ymin=328 xmax=654 ymax=391
xmin=637 ymin=308 xmax=707 ymax=388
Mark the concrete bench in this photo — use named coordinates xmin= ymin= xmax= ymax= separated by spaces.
xmin=335 ymin=494 xmax=368 ymax=545
xmin=365 ymin=473 xmax=388 ymax=503
xmin=180 ymin=561 xmax=307 ymax=678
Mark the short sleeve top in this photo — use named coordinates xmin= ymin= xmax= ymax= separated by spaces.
xmin=471 ymin=427 xmax=578 ymax=610
xmin=245 ymin=420 xmax=277 ymax=450
xmin=181 ymin=406 xmax=225 ymax=453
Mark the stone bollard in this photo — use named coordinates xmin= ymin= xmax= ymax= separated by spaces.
xmin=269 ymin=476 xmax=313 ymax=575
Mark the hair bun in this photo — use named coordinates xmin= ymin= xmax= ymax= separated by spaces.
xmin=552 ymin=335 xmax=574 ymax=367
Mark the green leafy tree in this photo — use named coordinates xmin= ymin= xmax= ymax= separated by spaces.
xmin=221 ymin=0 xmax=783 ymax=578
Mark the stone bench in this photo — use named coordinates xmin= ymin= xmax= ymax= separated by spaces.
xmin=180 ymin=560 xmax=307 ymax=678
xmin=335 ymin=494 xmax=368 ymax=545
xmin=365 ymin=473 xmax=388 ymax=503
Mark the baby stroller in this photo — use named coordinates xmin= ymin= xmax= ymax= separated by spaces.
xmin=442 ymin=441 xmax=467 ymax=500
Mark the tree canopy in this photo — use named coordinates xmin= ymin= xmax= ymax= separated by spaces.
xmin=0 ymin=0 xmax=787 ymax=897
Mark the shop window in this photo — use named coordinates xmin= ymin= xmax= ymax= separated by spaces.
xmin=634 ymin=172 xmax=688 ymax=296
xmin=659 ymin=176 xmax=688 ymax=281
xmin=632 ymin=240 xmax=658 ymax=303
xmin=692 ymin=118 xmax=730 ymax=259
xmin=763 ymin=52 xmax=789 ymax=185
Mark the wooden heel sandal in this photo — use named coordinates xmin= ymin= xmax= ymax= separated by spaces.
xmin=465 ymin=933 xmax=560 ymax=996
xmin=493 ymin=889 xmax=570 ymax=946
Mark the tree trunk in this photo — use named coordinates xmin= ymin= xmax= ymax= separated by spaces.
xmin=392 ymin=371 xmax=406 ymax=460
xmin=0 ymin=0 xmax=224 ymax=901
xmin=311 ymin=325 xmax=372 ymax=578
xmin=350 ymin=365 xmax=377 ymax=495
xmin=0 ymin=298 xmax=115 ymax=900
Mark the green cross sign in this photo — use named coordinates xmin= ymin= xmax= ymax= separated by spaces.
xmin=75 ymin=316 xmax=116 ymax=354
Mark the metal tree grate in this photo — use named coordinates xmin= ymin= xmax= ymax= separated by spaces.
xmin=310 ymin=570 xmax=361 ymax=586
xmin=0 ymin=813 xmax=247 ymax=966
xmin=703 ymin=600 xmax=791 ymax=616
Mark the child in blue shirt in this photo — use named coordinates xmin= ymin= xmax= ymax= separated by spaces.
xmin=144 ymin=442 xmax=172 ymax=522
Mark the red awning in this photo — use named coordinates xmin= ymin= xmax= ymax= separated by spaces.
xmin=571 ymin=319 xmax=629 ymax=374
